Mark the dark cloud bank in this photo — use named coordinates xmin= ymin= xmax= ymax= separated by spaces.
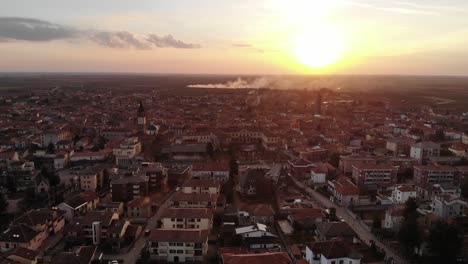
xmin=0 ymin=17 xmax=201 ymax=49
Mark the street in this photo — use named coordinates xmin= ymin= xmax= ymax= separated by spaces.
xmin=289 ymin=174 xmax=407 ymax=264
xmin=102 ymin=190 xmax=176 ymax=263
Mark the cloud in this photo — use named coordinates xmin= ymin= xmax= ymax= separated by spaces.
xmin=90 ymin=31 xmax=151 ymax=49
xmin=0 ymin=17 xmax=78 ymax=42
xmin=0 ymin=16 xmax=201 ymax=49
xmin=343 ymin=1 xmax=438 ymax=15
xmin=146 ymin=34 xmax=201 ymax=49
xmin=233 ymin=43 xmax=253 ymax=48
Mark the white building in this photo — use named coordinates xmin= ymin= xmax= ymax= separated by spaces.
xmin=160 ymin=208 xmax=213 ymax=229
xmin=431 ymin=194 xmax=467 ymax=219
xmin=147 ymin=229 xmax=209 ymax=263
xmin=113 ymin=137 xmax=142 ymax=167
xmin=305 ymin=239 xmax=362 ymax=264
xmin=311 ymin=167 xmax=326 ymax=184
xmin=383 ymin=206 xmax=404 ymax=231
xmin=181 ymin=179 xmax=220 ymax=195
xmin=410 ymin=141 xmax=440 ymax=162
xmin=390 ymin=184 xmax=417 ymax=204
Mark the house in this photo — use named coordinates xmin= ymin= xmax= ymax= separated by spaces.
xmin=383 ymin=205 xmax=405 ymax=231
xmin=111 ymin=174 xmax=149 ymax=202
xmin=181 ymin=179 xmax=220 ymax=195
xmin=315 ymin=222 xmax=357 ymax=243
xmin=78 ymin=169 xmax=103 ymax=192
xmin=1 ymin=247 xmax=40 ymax=264
xmin=431 ymin=194 xmax=467 ymax=219
xmin=235 ymin=223 xmax=280 ymax=250
xmin=305 ymin=238 xmax=362 ymax=264
xmin=66 ymin=211 xmax=119 ymax=245
xmin=238 ymin=204 xmax=275 ymax=226
xmin=390 ymin=184 xmax=417 ymax=204
xmin=147 ymin=229 xmax=209 ymax=263
xmin=0 ymin=224 xmax=41 ymax=252
xmin=126 ymin=196 xmax=152 ymax=219
xmin=410 ymin=141 xmax=440 ymax=163
xmin=0 ymin=208 xmax=66 ymax=252
xmin=57 ymin=192 xmax=99 ymax=221
xmin=191 ymin=162 xmax=230 ymax=182
xmin=169 ymin=193 xmax=217 ymax=208
xmin=160 ymin=208 xmax=213 ymax=229
xmin=352 ymin=164 xmax=398 ymax=187
xmin=288 ymin=208 xmax=325 ymax=230
xmin=328 ymin=177 xmax=359 ymax=207
xmin=221 ymin=252 xmax=291 ymax=264
xmin=52 ymin=246 xmax=97 ymax=264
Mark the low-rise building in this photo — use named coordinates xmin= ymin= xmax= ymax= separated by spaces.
xmin=191 ymin=162 xmax=229 ymax=182
xmin=414 ymin=165 xmax=456 ymax=188
xmin=181 ymin=179 xmax=220 ymax=195
xmin=147 ymin=229 xmax=209 ymax=263
xmin=305 ymin=238 xmax=362 ymax=264
xmin=111 ymin=174 xmax=149 ymax=202
xmin=160 ymin=208 xmax=213 ymax=229
xmin=431 ymin=194 xmax=467 ymax=219
xmin=328 ymin=177 xmax=360 ymax=206
xmin=126 ymin=197 xmax=152 ymax=219
xmin=390 ymin=184 xmax=417 ymax=204
xmin=383 ymin=205 xmax=405 ymax=231
xmin=352 ymin=164 xmax=398 ymax=187
xmin=113 ymin=137 xmax=142 ymax=167
xmin=57 ymin=192 xmax=99 ymax=221
xmin=169 ymin=193 xmax=217 ymax=208
xmin=410 ymin=141 xmax=440 ymax=163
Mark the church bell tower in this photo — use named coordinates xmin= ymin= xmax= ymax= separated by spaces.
xmin=137 ymin=101 xmax=147 ymax=134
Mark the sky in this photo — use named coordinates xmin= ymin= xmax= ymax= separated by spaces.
xmin=1 ymin=0 xmax=468 ymax=75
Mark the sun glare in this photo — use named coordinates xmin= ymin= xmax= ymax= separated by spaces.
xmin=293 ymin=27 xmax=344 ymax=69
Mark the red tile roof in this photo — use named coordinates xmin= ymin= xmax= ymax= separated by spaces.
xmin=222 ymin=252 xmax=291 ymax=264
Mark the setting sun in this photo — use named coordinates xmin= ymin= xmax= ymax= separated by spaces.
xmin=293 ymin=27 xmax=344 ymax=69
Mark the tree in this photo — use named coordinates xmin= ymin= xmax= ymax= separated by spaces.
xmin=431 ymin=129 xmax=445 ymax=142
xmin=0 ymin=194 xmax=8 ymax=215
xmin=427 ymin=221 xmax=463 ymax=264
xmin=206 ymin=142 xmax=214 ymax=159
xmin=372 ymin=214 xmax=382 ymax=230
xmin=328 ymin=152 xmax=340 ymax=168
xmin=398 ymin=198 xmax=421 ymax=256
xmin=461 ymin=176 xmax=468 ymax=199
xmin=46 ymin=142 xmax=55 ymax=154
xmin=229 ymin=157 xmax=238 ymax=177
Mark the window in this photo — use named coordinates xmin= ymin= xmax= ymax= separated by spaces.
xmin=331 ymin=261 xmax=336 ymax=264
xmin=339 ymin=260 xmax=344 ymax=264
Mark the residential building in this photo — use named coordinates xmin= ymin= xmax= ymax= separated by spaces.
xmin=1 ymin=247 xmax=40 ymax=264
xmin=339 ymin=155 xmax=376 ymax=175
xmin=383 ymin=205 xmax=405 ymax=231
xmin=126 ymin=197 xmax=152 ymax=219
xmin=328 ymin=177 xmax=360 ymax=206
xmin=413 ymin=165 xmax=456 ymax=188
xmin=52 ymin=246 xmax=98 ymax=264
xmin=305 ymin=238 xmax=362 ymax=264
xmin=191 ymin=162 xmax=229 ymax=182
xmin=57 ymin=192 xmax=99 ymax=221
xmin=238 ymin=204 xmax=275 ymax=226
xmin=390 ymin=184 xmax=417 ymax=204
xmin=66 ymin=211 xmax=119 ymax=245
xmin=160 ymin=208 xmax=213 ymax=229
xmin=431 ymin=194 xmax=467 ymax=219
xmin=139 ymin=162 xmax=168 ymax=192
xmin=169 ymin=193 xmax=217 ymax=208
xmin=315 ymin=222 xmax=357 ymax=243
xmin=222 ymin=252 xmax=291 ymax=264
xmin=310 ymin=167 xmax=327 ymax=184
xmin=181 ymin=179 xmax=220 ymax=195
xmin=410 ymin=141 xmax=440 ymax=163
xmin=235 ymin=223 xmax=280 ymax=250
xmin=78 ymin=169 xmax=103 ymax=192
xmin=113 ymin=137 xmax=142 ymax=167
xmin=352 ymin=164 xmax=398 ymax=187
xmin=147 ymin=229 xmax=209 ymax=263
xmin=111 ymin=174 xmax=149 ymax=202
